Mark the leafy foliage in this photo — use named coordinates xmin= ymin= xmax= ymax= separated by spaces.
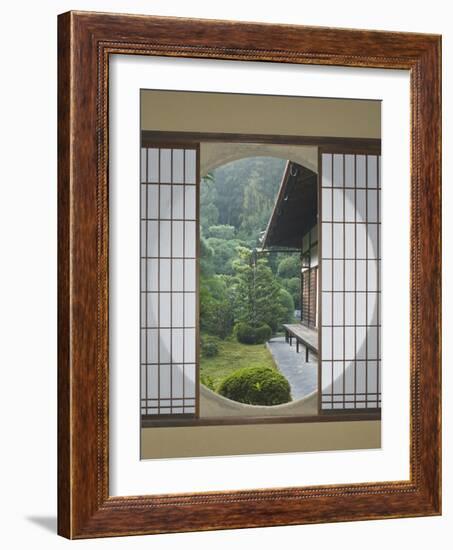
xmin=230 ymin=248 xmax=292 ymax=332
xmin=235 ymin=322 xmax=271 ymax=345
xmin=200 ymin=276 xmax=234 ymax=339
xmin=201 ymin=157 xmax=286 ymax=239
xmin=235 ymin=322 xmax=256 ymax=345
xmin=200 ymin=158 xmax=300 ymax=343
xmin=277 ymin=255 xmax=301 ymax=279
xmin=205 ymin=237 xmax=243 ymax=276
xmin=278 ymin=288 xmax=296 ymax=325
xmin=201 ymin=335 xmax=220 ymax=357
xmin=206 ymin=224 xmax=236 ymax=240
xmin=281 ymin=277 xmax=301 ymax=309
xmin=255 ymin=323 xmax=272 ymax=343
xmin=200 ymin=372 xmax=217 ymax=391
xmin=218 ymin=366 xmax=292 ymax=406
xmin=200 ymin=235 xmax=214 ymax=277
xmin=200 ymin=175 xmax=219 ymax=232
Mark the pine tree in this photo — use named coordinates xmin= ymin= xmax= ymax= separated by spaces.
xmin=231 ymin=247 xmax=285 ymax=332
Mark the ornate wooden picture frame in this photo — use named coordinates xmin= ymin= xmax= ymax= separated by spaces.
xmin=58 ymin=10 xmax=441 ymax=539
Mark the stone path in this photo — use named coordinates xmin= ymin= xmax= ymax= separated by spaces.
xmin=267 ymin=336 xmax=318 ymax=400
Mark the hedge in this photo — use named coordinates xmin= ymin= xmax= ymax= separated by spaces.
xmin=235 ymin=322 xmax=272 ymax=345
xmin=201 ymin=335 xmax=220 ymax=357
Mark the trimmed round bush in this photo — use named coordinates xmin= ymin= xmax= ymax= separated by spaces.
xmin=254 ymin=323 xmax=272 ymax=344
xmin=235 ymin=322 xmax=272 ymax=344
xmin=235 ymin=322 xmax=256 ymax=344
xmin=218 ymin=366 xmax=292 ymax=406
xmin=201 ymin=335 xmax=219 ymax=357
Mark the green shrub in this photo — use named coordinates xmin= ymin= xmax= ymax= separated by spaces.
xmin=235 ymin=322 xmax=256 ymax=344
xmin=200 ymin=372 xmax=217 ymax=391
xmin=235 ymin=322 xmax=272 ymax=344
xmin=200 ymin=276 xmax=234 ymax=338
xmin=201 ymin=335 xmax=220 ymax=357
xmin=218 ymin=366 xmax=292 ymax=406
xmin=282 ymin=277 xmax=301 ymax=309
xmin=254 ymin=323 xmax=272 ymax=344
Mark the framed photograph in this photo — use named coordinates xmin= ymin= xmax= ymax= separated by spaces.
xmin=58 ymin=11 xmax=441 ymax=538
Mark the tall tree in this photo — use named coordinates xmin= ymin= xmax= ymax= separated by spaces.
xmin=231 ymin=247 xmax=286 ymax=332
xmin=200 ymin=175 xmax=219 ymax=232
xmin=205 ymin=157 xmax=286 ymax=235
xmin=239 ymin=173 xmax=273 ymax=240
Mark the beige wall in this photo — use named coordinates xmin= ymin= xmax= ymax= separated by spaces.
xmin=141 ymin=90 xmax=381 ymax=138
xmin=200 ymin=142 xmax=318 ymax=175
xmin=140 ymin=89 xmax=381 ymax=460
xmin=142 ymin=420 xmax=380 ymax=459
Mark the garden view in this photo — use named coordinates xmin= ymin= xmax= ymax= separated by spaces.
xmin=200 ymin=157 xmax=302 ymax=406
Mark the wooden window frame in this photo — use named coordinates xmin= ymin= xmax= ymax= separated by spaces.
xmin=58 ymin=11 xmax=441 ymax=538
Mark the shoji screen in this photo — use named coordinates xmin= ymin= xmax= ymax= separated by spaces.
xmin=140 ymin=145 xmax=199 ymax=418
xmin=320 ymin=152 xmax=381 ymax=411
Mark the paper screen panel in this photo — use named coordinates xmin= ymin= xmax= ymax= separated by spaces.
xmin=320 ymin=153 xmax=381 ymax=411
xmin=140 ymin=146 xmax=198 ymax=417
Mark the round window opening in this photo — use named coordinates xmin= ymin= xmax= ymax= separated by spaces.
xmin=199 ymin=155 xmax=320 ymax=407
